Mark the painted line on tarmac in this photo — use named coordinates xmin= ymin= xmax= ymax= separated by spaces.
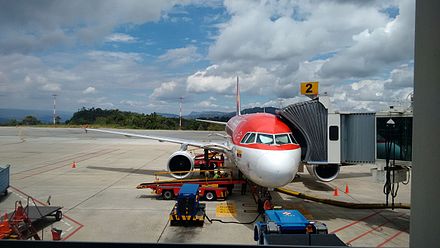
xmin=61 ymin=219 xmax=72 ymax=227
xmin=12 ymin=147 xmax=104 ymax=175
xmin=14 ymin=148 xmax=120 ymax=180
xmin=376 ymin=227 xmax=408 ymax=247
xmin=61 ymin=215 xmax=84 ymax=241
xmin=330 ymin=210 xmax=383 ymax=234
xmin=10 ymin=185 xmax=84 ymax=241
xmin=346 ymin=212 xmax=406 ymax=246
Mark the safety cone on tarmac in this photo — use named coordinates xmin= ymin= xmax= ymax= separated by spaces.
xmin=345 ymin=184 xmax=350 ymax=194
xmin=71 ymin=161 xmax=77 ymax=168
xmin=333 ymin=187 xmax=339 ymax=196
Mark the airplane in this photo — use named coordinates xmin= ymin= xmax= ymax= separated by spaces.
xmin=85 ymin=77 xmax=302 ymax=190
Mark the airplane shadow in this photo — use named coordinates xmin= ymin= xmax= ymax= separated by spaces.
xmin=137 ymin=194 xmax=160 ymax=199
xmin=336 ymin=172 xmax=372 ymax=179
xmin=0 ymin=191 xmax=11 ymax=203
xmin=293 ymin=175 xmax=334 ymax=192
xmin=87 ymin=166 xmax=171 ymax=177
xmin=270 ymin=191 xmax=410 ymax=235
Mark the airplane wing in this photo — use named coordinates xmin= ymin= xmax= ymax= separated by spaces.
xmin=195 ymin=119 xmax=227 ymax=125
xmin=85 ymin=128 xmax=232 ymax=152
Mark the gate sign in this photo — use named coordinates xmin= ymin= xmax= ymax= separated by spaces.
xmin=300 ymin=82 xmax=319 ymax=95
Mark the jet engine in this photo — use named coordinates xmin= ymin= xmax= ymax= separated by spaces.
xmin=167 ymin=151 xmax=194 ymax=179
xmin=305 ymin=164 xmax=340 ymax=182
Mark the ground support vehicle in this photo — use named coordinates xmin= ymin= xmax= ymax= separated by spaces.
xmin=194 ymin=151 xmax=225 ymax=173
xmin=0 ymin=164 xmax=10 ymax=196
xmin=254 ymin=210 xmax=346 ymax=246
xmin=137 ymin=177 xmax=246 ymax=201
xmin=169 ymin=184 xmax=205 ymax=227
xmin=0 ymin=198 xmax=62 ymax=240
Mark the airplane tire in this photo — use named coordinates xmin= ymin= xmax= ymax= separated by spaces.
xmin=55 ymin=210 xmax=63 ymax=221
xmin=205 ymin=191 xmax=216 ymax=201
xmin=163 ymin=190 xmax=174 ymax=200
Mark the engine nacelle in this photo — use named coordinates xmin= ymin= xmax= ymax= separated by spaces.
xmin=305 ymin=164 xmax=340 ymax=182
xmin=167 ymin=151 xmax=195 ymax=179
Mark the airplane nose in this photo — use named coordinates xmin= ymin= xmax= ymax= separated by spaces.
xmin=256 ymin=150 xmax=300 ymax=188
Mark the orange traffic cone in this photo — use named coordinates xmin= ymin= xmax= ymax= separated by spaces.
xmin=71 ymin=161 xmax=77 ymax=168
xmin=345 ymin=184 xmax=350 ymax=194
xmin=0 ymin=212 xmax=12 ymax=237
xmin=333 ymin=187 xmax=339 ymax=196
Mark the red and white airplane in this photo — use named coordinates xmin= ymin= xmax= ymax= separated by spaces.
xmin=86 ymin=78 xmax=301 ymax=189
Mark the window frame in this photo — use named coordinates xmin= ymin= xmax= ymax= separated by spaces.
xmin=274 ymin=133 xmax=292 ymax=145
xmin=256 ymin=133 xmax=275 ymax=145
xmin=240 ymin=132 xmax=257 ymax=144
xmin=240 ymin=132 xmax=251 ymax=144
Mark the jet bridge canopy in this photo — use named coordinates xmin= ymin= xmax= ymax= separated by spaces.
xmin=278 ymin=99 xmax=375 ymax=165
xmin=278 ymin=99 xmax=328 ymax=163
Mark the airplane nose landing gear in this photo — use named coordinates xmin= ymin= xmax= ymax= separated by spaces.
xmin=250 ymin=184 xmax=273 ymax=213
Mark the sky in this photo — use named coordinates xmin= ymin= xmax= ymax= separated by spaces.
xmin=0 ymin=0 xmax=415 ymax=116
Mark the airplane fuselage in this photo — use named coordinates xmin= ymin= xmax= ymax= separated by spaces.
xmin=225 ymin=113 xmax=301 ymax=188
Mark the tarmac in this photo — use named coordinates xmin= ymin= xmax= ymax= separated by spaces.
xmin=0 ymin=126 xmax=410 ymax=247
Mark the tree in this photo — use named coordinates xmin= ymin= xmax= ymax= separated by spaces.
xmin=22 ymin=116 xmax=41 ymax=125
xmin=55 ymin=116 xmax=61 ymax=124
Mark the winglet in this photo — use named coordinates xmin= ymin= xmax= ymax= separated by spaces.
xmin=236 ymin=76 xmax=241 ymax=116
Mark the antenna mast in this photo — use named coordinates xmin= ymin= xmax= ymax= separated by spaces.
xmin=179 ymin=97 xmax=184 ymax=130
xmin=52 ymin=94 xmax=57 ymax=125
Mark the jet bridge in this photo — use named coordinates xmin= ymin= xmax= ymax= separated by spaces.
xmin=277 ymin=97 xmax=376 ymax=182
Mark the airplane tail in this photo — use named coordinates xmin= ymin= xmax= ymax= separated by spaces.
xmin=236 ymin=76 xmax=241 ymax=116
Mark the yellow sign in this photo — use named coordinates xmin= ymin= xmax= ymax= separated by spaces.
xmin=216 ymin=202 xmax=237 ymax=217
xmin=300 ymin=82 xmax=319 ymax=95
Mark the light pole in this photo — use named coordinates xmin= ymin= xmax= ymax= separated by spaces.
xmin=52 ymin=94 xmax=57 ymax=125
xmin=384 ymin=118 xmax=396 ymax=208
xmin=179 ymin=97 xmax=184 ymax=130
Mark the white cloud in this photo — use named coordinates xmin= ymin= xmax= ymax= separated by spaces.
xmin=329 ymin=64 xmax=414 ymax=112
xmin=158 ymin=46 xmax=202 ymax=67
xmin=82 ymin=86 xmax=96 ymax=94
xmin=0 ymin=1 xmax=416 ymax=114
xmin=0 ymin=1 xmax=202 ymax=54
xmin=120 ymin=100 xmax=145 ymax=108
xmin=386 ymin=64 xmax=414 ymax=89
xmin=319 ymin=0 xmax=415 ymax=78
xmin=0 ymin=51 xmax=163 ymax=111
xmin=211 ymin=1 xmax=388 ymax=65
xmin=198 ymin=100 xmax=219 ymax=108
xmin=182 ymin=0 xmax=415 ymax=112
xmin=150 ymin=81 xmax=185 ymax=101
xmin=186 ymin=65 xmax=235 ymax=93
xmin=105 ymin=33 xmax=136 ymax=43
xmin=41 ymin=83 xmax=61 ymax=92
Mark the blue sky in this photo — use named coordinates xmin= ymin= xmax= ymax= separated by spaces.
xmin=0 ymin=0 xmax=415 ymax=117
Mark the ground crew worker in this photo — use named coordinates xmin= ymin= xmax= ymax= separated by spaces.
xmin=213 ymin=171 xmax=221 ymax=179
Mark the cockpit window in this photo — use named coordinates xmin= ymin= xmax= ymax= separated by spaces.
xmin=289 ymin=133 xmax=298 ymax=144
xmin=243 ymin=132 xmax=297 ymax=145
xmin=241 ymin=132 xmax=256 ymax=143
xmin=257 ymin=133 xmax=274 ymax=144
xmin=240 ymin=133 xmax=251 ymax=143
xmin=244 ymin=132 xmax=256 ymax=143
xmin=275 ymin=134 xmax=291 ymax=145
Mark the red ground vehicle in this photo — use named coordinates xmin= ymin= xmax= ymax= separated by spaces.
xmin=137 ymin=177 xmax=246 ymax=201
xmin=194 ymin=152 xmax=225 ymax=173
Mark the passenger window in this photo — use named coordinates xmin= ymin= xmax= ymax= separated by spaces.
xmin=240 ymin=133 xmax=251 ymax=143
xmin=244 ymin=133 xmax=256 ymax=143
xmin=275 ymin=134 xmax=291 ymax=145
xmin=329 ymin=126 xmax=339 ymax=141
xmin=257 ymin=134 xmax=274 ymax=144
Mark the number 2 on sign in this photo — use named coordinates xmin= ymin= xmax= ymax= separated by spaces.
xmin=300 ymin=82 xmax=318 ymax=95
xmin=305 ymin=83 xmax=313 ymax=93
